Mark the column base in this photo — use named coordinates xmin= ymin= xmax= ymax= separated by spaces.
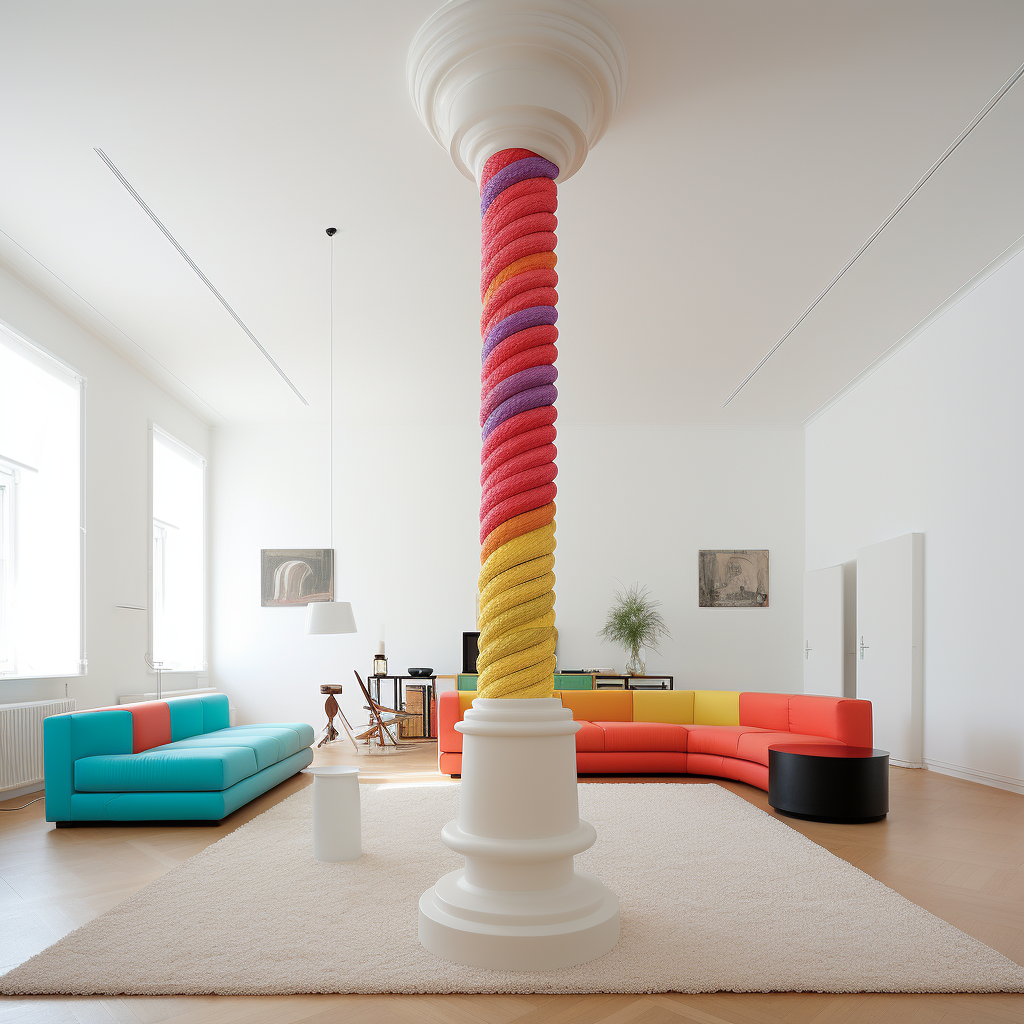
xmin=419 ymin=697 xmax=620 ymax=970
xmin=419 ymin=868 xmax=619 ymax=971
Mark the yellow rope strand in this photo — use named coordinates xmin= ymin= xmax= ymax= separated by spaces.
xmin=479 ymin=523 xmax=555 ymax=591
xmin=478 ymin=592 xmax=555 ymax=654
xmin=476 ymin=519 xmax=558 ymax=698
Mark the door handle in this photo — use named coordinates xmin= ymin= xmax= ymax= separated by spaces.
xmin=859 ymin=636 xmax=870 ymax=660
xmin=804 ymin=641 xmax=812 ymax=660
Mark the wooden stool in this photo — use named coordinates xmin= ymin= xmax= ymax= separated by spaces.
xmin=319 ymin=684 xmax=357 ymax=750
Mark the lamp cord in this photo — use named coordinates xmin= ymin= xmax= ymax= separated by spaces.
xmin=327 ymin=228 xmax=336 ymax=556
xmin=0 ymin=796 xmax=43 ymax=811
xmin=330 ymin=234 xmax=334 ymax=555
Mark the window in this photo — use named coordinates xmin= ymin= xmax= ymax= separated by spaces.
xmin=150 ymin=426 xmax=205 ymax=672
xmin=0 ymin=463 xmax=14 ymax=672
xmin=0 ymin=322 xmax=85 ymax=678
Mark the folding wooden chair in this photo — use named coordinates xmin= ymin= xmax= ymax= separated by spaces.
xmin=353 ymin=670 xmax=417 ymax=748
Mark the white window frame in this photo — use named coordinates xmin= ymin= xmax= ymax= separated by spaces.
xmin=0 ymin=462 xmax=17 ymax=674
xmin=148 ymin=423 xmax=207 ymax=674
xmin=0 ymin=318 xmax=87 ymax=679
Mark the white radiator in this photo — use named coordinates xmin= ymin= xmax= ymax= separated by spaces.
xmin=0 ymin=699 xmax=76 ymax=792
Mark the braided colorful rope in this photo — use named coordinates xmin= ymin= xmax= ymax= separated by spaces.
xmin=476 ymin=148 xmax=559 ymax=700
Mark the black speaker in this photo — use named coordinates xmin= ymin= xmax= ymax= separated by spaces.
xmin=462 ymin=631 xmax=480 ymax=674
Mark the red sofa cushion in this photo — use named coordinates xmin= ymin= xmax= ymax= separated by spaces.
xmin=596 ymin=721 xmax=688 ymax=753
xmin=576 ymin=751 xmax=687 ymax=774
xmin=738 ymin=692 xmax=790 ymax=731
xmin=687 ymin=753 xmax=768 ymax=790
xmin=789 ymin=695 xmax=872 ymax=747
xmin=686 ymin=725 xmax=772 ymax=757
xmin=736 ymin=731 xmax=846 ymax=767
xmin=575 ymin=721 xmax=606 ymax=752
xmin=439 ymin=691 xmax=466 ymax=752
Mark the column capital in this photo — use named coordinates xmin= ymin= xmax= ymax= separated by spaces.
xmin=407 ymin=0 xmax=627 ymax=183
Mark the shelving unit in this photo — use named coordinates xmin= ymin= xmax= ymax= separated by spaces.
xmin=456 ymin=673 xmax=597 ymax=691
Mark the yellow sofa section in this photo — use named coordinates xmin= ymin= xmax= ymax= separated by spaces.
xmin=632 ymin=690 xmax=693 ymax=724
xmin=692 ymin=690 xmax=741 ymax=725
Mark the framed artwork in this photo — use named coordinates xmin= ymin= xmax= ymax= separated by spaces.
xmin=699 ymin=550 xmax=769 ymax=608
xmin=261 ymin=549 xmax=334 ymax=607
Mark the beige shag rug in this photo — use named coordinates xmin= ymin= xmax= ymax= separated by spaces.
xmin=3 ymin=782 xmax=1023 ymax=995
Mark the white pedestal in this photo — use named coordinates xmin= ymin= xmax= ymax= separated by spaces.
xmin=305 ymin=766 xmax=361 ymax=862
xmin=419 ymin=697 xmax=619 ymax=970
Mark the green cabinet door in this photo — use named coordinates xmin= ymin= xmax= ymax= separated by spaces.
xmin=459 ymin=673 xmax=592 ymax=690
xmin=554 ymin=673 xmax=593 ymax=690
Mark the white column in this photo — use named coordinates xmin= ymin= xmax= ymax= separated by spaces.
xmin=408 ymin=0 xmax=626 ymax=971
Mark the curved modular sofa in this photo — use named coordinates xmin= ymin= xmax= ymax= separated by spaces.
xmin=439 ymin=689 xmax=872 ymax=791
xmin=43 ymin=693 xmax=314 ymax=826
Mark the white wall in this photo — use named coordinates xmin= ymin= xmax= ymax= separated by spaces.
xmin=209 ymin=421 xmax=479 ymax=732
xmin=0 ymin=265 xmax=210 ymax=710
xmin=806 ymin=247 xmax=1024 ymax=793
xmin=557 ymin=426 xmax=804 ymax=691
xmin=210 ymin=421 xmax=804 ymax=732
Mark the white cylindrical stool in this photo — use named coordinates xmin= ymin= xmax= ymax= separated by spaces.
xmin=305 ymin=765 xmax=361 ymax=862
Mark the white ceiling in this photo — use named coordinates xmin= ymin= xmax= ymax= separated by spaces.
xmin=2 ymin=0 xmax=1022 ymax=428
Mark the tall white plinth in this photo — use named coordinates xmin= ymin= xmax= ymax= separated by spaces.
xmin=419 ymin=697 xmax=619 ymax=970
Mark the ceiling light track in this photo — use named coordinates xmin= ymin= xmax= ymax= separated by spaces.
xmin=94 ymin=148 xmax=308 ymax=406
xmin=722 ymin=57 xmax=1024 ymax=408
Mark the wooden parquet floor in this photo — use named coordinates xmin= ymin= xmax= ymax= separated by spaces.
xmin=2 ymin=741 xmax=1023 ymax=1024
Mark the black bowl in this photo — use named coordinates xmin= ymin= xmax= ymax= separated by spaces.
xmin=407 ymin=667 xmax=433 ymax=677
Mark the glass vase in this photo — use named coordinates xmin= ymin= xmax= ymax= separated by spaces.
xmin=625 ymin=647 xmax=646 ymax=677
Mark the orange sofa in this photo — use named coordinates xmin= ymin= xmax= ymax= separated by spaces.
xmin=438 ymin=689 xmax=872 ymax=791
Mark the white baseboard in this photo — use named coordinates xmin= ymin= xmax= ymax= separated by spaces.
xmin=924 ymin=758 xmax=1024 ymax=796
xmin=0 ymin=780 xmax=44 ymax=802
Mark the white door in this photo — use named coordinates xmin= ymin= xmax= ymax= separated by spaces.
xmin=856 ymin=533 xmax=923 ymax=767
xmin=803 ymin=565 xmax=844 ymax=697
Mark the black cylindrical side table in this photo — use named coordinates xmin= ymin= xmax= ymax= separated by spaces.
xmin=768 ymin=744 xmax=889 ymax=823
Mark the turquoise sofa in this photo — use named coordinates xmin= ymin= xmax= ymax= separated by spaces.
xmin=43 ymin=693 xmax=314 ymax=826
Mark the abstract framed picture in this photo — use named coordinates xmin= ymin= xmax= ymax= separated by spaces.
xmin=260 ymin=549 xmax=334 ymax=607
xmin=698 ymin=549 xmax=769 ymax=608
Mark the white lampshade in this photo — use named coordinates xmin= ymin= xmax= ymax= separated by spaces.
xmin=305 ymin=600 xmax=357 ymax=635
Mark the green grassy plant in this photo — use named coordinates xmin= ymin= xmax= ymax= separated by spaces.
xmin=598 ymin=583 xmax=670 ymax=674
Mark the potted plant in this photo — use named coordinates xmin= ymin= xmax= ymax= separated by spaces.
xmin=598 ymin=583 xmax=670 ymax=676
